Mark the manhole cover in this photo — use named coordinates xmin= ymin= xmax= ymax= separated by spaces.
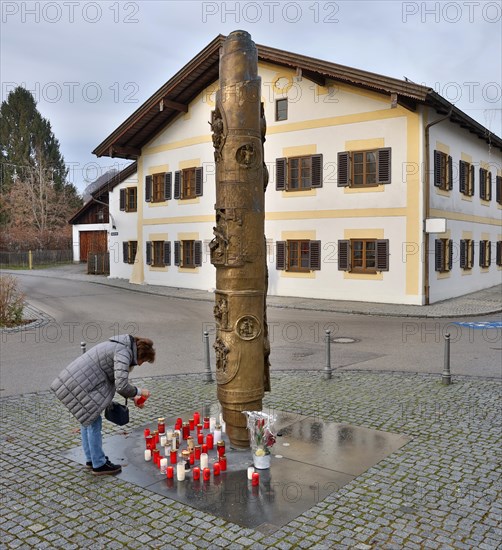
xmin=333 ymin=337 xmax=357 ymax=344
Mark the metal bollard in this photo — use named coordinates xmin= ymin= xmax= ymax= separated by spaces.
xmin=324 ymin=329 xmax=332 ymax=380
xmin=81 ymin=341 xmax=87 ymax=355
xmin=442 ymin=333 xmax=451 ymax=385
xmin=203 ymin=331 xmax=213 ymax=383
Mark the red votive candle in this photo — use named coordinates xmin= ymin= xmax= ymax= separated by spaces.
xmin=189 ymin=452 xmax=195 ymax=465
xmin=194 ymin=445 xmax=201 ymax=460
xmin=202 ymin=444 xmax=208 ymax=454
xmin=152 ymin=449 xmax=160 ymax=467
xmin=153 ymin=430 xmax=159 ymax=445
xmin=182 ymin=422 xmax=190 ymax=440
xmin=206 ymin=434 xmax=214 ymax=450
xmin=144 ymin=428 xmax=151 ymax=438
xmin=175 ymin=418 xmax=182 ymax=430
xmin=203 ymin=417 xmax=210 ymax=429
xmin=252 ymin=472 xmax=260 ymax=486
xmin=166 ymin=466 xmax=174 ymax=479
xmin=219 ymin=455 xmax=227 ymax=471
xmin=170 ymin=450 xmax=177 ymax=465
xmin=197 ymin=433 xmax=204 ymax=444
xmin=193 ymin=411 xmax=200 ymax=426
xmin=213 ymin=463 xmax=221 ymax=476
xmin=189 ymin=418 xmax=194 ymax=430
xmin=217 ymin=441 xmax=225 ymax=458
xmin=196 ymin=423 xmax=203 ymax=434
xmin=157 ymin=418 xmax=165 ymax=434
xmin=203 ymin=467 xmax=211 ymax=481
xmin=193 ymin=467 xmax=200 ymax=480
xmin=145 ymin=435 xmax=153 ymax=450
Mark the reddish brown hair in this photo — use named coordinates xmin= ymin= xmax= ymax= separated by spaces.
xmin=134 ymin=337 xmax=156 ymax=364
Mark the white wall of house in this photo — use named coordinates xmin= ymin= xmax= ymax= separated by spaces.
xmin=427 ymin=116 xmax=501 ymax=303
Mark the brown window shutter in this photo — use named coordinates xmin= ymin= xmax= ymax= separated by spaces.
xmin=433 ymin=151 xmax=442 ymax=187
xmin=276 ymin=158 xmax=287 ymax=191
xmin=174 ymin=171 xmax=181 ymax=199
xmin=447 ymin=156 xmax=453 ymax=190
xmin=376 ymin=239 xmax=389 ymax=271
xmin=496 ymin=241 xmax=502 ymax=266
xmin=377 ymin=148 xmax=391 ymax=184
xmin=309 ymin=240 xmax=321 ymax=270
xmin=311 ymin=154 xmax=323 ymax=188
xmin=496 ymin=175 xmax=502 ymax=204
xmin=487 ymin=241 xmax=491 ymax=266
xmin=338 ymin=240 xmax=351 ymax=271
xmin=120 ymin=189 xmax=126 ymax=211
xmin=195 ymin=240 xmax=202 ymax=266
xmin=337 ymin=152 xmax=350 ymax=187
xmin=145 ymin=176 xmax=152 ymax=202
xmin=122 ymin=242 xmax=129 ymax=263
xmin=174 ymin=241 xmax=181 ymax=266
xmin=276 ymin=241 xmax=286 ymax=270
xmin=164 ymin=173 xmax=172 ymax=201
xmin=448 ymin=239 xmax=453 ymax=271
xmin=195 ymin=167 xmax=203 ymax=197
xmin=459 ymin=161 xmax=467 ymax=194
xmin=460 ymin=240 xmax=466 ymax=268
xmin=146 ymin=241 xmax=152 ymax=265
xmin=487 ymin=172 xmax=492 ymax=200
xmin=164 ymin=241 xmax=171 ymax=266
xmin=435 ymin=239 xmax=443 ymax=271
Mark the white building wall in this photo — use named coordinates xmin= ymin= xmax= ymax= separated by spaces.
xmin=427 ymin=116 xmax=502 ymax=303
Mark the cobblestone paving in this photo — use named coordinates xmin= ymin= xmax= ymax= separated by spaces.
xmin=1 ymin=371 xmax=500 ymax=549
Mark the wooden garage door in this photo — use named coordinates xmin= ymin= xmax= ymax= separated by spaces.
xmin=79 ymin=231 xmax=107 ymax=262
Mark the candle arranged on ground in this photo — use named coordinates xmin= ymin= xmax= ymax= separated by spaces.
xmin=160 ymin=435 xmax=167 ymax=447
xmin=252 ymin=472 xmax=260 ymax=486
xmin=166 ymin=466 xmax=174 ymax=479
xmin=216 ymin=440 xmax=225 ymax=458
xmin=206 ymin=434 xmax=214 ymax=450
xmin=176 ymin=461 xmax=186 ymax=481
xmin=144 ymin=449 xmax=152 ymax=461
xmin=213 ymin=462 xmax=221 ymax=476
xmin=193 ymin=411 xmax=200 ymax=426
xmin=213 ymin=425 xmax=222 ymax=443
xmin=219 ymin=455 xmax=227 ymax=471
xmin=203 ymin=467 xmax=211 ymax=481
xmin=158 ymin=417 xmax=165 ymax=434
xmin=160 ymin=457 xmax=168 ymax=474
xmin=209 ymin=417 xmax=216 ymax=432
xmin=170 ymin=450 xmax=177 ymax=465
xmin=200 ymin=453 xmax=209 ymax=469
xmin=247 ymin=466 xmax=254 ymax=480
xmin=203 ymin=417 xmax=209 ymax=429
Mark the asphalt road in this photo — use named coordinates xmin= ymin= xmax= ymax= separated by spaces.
xmin=1 ymin=274 xmax=500 ymax=396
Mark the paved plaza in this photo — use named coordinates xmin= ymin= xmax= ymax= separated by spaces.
xmin=1 ymin=370 xmax=500 ymax=549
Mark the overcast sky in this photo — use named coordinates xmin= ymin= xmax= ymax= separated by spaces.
xmin=1 ymin=0 xmax=501 ymax=192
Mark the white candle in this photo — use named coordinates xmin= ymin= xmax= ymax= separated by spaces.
xmin=160 ymin=457 xmax=168 ymax=474
xmin=213 ymin=428 xmax=222 ymax=443
xmin=221 ymin=421 xmax=226 ymax=433
xmin=164 ymin=445 xmax=170 ymax=456
xmin=219 ymin=412 xmax=224 ymax=424
xmin=166 ymin=429 xmax=173 ymax=440
xmin=200 ymin=453 xmax=209 ymax=469
xmin=144 ymin=449 xmax=152 ymax=461
xmin=171 ymin=436 xmax=177 ymax=451
xmin=176 ymin=462 xmax=186 ymax=481
xmin=209 ymin=417 xmax=216 ymax=432
xmin=160 ymin=435 xmax=167 ymax=447
xmin=247 ymin=466 xmax=254 ymax=480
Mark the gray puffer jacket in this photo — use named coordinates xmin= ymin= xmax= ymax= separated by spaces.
xmin=50 ymin=334 xmax=139 ymax=426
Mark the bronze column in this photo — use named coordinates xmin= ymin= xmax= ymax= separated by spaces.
xmin=210 ymin=30 xmax=270 ymax=449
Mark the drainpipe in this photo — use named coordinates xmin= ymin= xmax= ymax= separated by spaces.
xmin=423 ymin=107 xmax=453 ymax=305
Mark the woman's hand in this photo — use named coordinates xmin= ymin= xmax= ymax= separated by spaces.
xmin=134 ymin=389 xmax=150 ymax=408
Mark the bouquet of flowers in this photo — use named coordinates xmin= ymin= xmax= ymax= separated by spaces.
xmin=243 ymin=410 xmax=276 ymax=457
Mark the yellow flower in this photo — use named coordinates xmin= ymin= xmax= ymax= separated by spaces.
xmin=255 ymin=448 xmax=266 ymax=456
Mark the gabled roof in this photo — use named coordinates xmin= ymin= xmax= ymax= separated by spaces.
xmin=93 ymin=35 xmax=502 ymax=158
xmin=68 ymin=161 xmax=137 ymax=224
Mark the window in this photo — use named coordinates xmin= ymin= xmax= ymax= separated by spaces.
xmin=145 ymin=173 xmax=172 ymax=203
xmin=338 ymin=239 xmax=389 ymax=272
xmin=275 ymin=155 xmax=323 ymax=191
xmin=337 ymin=148 xmax=391 ymax=187
xmin=174 ymin=167 xmax=203 ymax=200
xmin=122 ymin=241 xmax=137 ymax=264
xmin=460 ymin=239 xmax=474 ymax=270
xmin=496 ymin=241 xmax=502 ymax=267
xmin=459 ymin=161 xmax=474 ymax=196
xmin=276 ymin=240 xmax=321 ymax=272
xmin=174 ymin=240 xmax=202 ymax=268
xmin=146 ymin=240 xmax=171 ymax=267
xmin=479 ymin=168 xmax=492 ymax=201
xmin=496 ymin=176 xmax=502 ymax=205
xmin=435 ymin=238 xmax=452 ymax=273
xmin=433 ymin=150 xmax=453 ymax=191
xmin=119 ymin=187 xmax=138 ymax=212
xmin=276 ymin=98 xmax=288 ymax=121
xmin=479 ymin=240 xmax=491 ymax=268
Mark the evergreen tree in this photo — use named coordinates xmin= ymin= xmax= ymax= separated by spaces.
xmin=0 ymin=87 xmax=82 ymax=250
